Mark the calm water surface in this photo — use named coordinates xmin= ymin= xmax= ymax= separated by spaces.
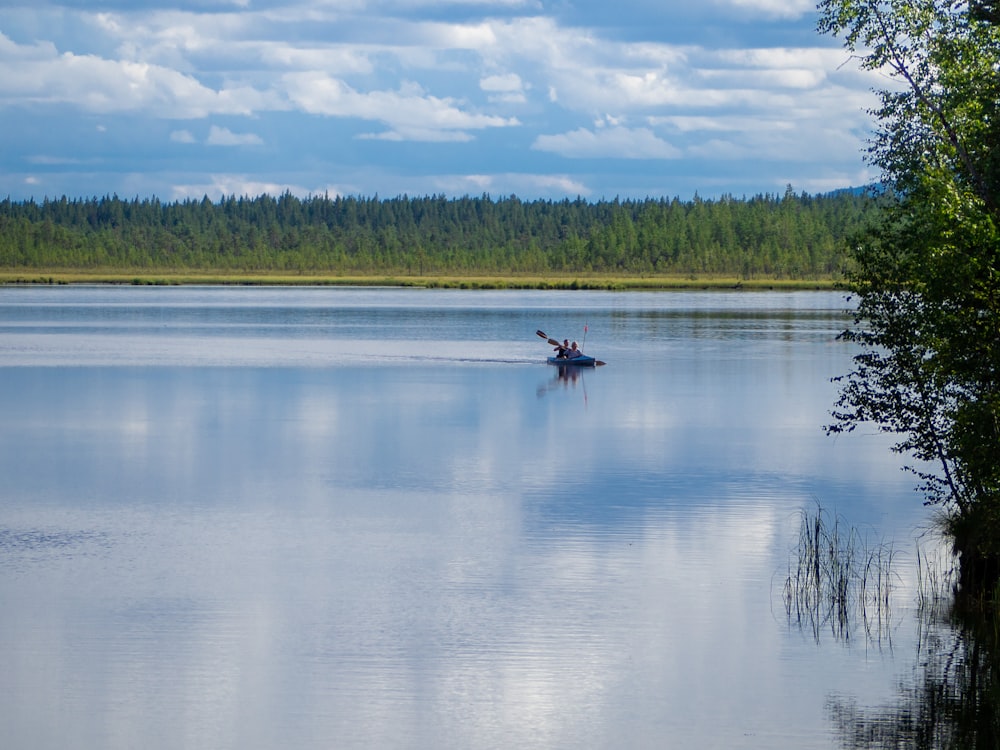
xmin=0 ymin=287 xmax=930 ymax=749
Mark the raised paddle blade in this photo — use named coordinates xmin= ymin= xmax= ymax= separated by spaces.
xmin=537 ymin=330 xmax=562 ymax=346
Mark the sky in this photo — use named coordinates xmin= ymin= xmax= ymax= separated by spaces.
xmin=0 ymin=0 xmax=883 ymax=203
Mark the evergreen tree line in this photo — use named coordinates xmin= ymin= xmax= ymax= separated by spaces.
xmin=0 ymin=187 xmax=877 ymax=278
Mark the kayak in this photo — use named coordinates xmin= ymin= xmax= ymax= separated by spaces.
xmin=547 ymin=355 xmax=598 ymax=367
xmin=536 ymin=331 xmax=605 ymax=366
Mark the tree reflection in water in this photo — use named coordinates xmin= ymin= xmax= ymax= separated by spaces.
xmin=827 ymin=604 xmax=1000 ymax=749
xmin=783 ymin=509 xmax=1000 ymax=747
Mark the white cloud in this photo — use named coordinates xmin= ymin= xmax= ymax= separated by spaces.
xmin=0 ymin=12 xmax=870 ymax=134
xmin=480 ymin=73 xmax=523 ymax=92
xmin=0 ymin=32 xmax=275 ymax=118
xmin=712 ymin=0 xmax=816 ymax=19
xmin=480 ymin=72 xmax=527 ymax=103
xmin=699 ymin=66 xmax=827 ymax=90
xmin=169 ymin=176 xmax=317 ymax=201
xmin=283 ymin=73 xmax=519 ymax=140
xmin=0 ymin=1 xmax=882 ymax=200
xmin=685 ymin=137 xmax=747 ymax=160
xmin=520 ymin=173 xmax=592 ymax=195
xmin=205 ymin=125 xmax=263 ymax=146
xmin=479 ymin=19 xmax=879 ymax=120
xmin=359 ymin=128 xmax=474 ymax=142
xmin=256 ymin=44 xmax=375 ymax=75
xmin=424 ymin=172 xmax=592 ymax=197
xmin=486 ymin=91 xmax=526 ymax=104
xmin=170 ymin=129 xmax=196 ymax=143
xmin=533 ymin=126 xmax=681 ymax=159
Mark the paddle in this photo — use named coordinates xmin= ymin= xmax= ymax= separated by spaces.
xmin=537 ymin=329 xmax=606 ymax=366
xmin=536 ymin=330 xmax=561 ymax=346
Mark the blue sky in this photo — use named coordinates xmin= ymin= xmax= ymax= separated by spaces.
xmin=1 ymin=0 xmax=880 ymax=203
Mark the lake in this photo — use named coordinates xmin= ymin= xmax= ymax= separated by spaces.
xmin=0 ymin=286 xmax=940 ymax=749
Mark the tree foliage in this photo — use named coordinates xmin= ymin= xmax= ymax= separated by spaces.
xmin=820 ymin=0 xmax=1000 ymax=596
xmin=0 ymin=189 xmax=873 ymax=279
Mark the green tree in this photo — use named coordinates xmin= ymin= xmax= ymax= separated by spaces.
xmin=820 ymin=0 xmax=1000 ymax=597
xmin=2 ymin=191 xmax=870 ymax=279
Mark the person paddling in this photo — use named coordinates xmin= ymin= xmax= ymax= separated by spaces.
xmin=553 ymin=339 xmax=570 ymax=358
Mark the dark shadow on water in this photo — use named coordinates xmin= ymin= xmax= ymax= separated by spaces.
xmin=782 ymin=507 xmax=1000 ymax=747
xmin=827 ymin=604 xmax=1000 ymax=749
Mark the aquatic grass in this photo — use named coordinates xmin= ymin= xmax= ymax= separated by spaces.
xmin=782 ymin=504 xmax=900 ymax=643
xmin=915 ymin=527 xmax=959 ymax=614
xmin=915 ymin=518 xmax=1000 ymax=617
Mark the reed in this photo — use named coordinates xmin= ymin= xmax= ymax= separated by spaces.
xmin=915 ymin=528 xmax=958 ymax=614
xmin=782 ymin=504 xmax=899 ymax=642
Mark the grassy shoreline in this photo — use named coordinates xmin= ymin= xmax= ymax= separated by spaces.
xmin=0 ymin=270 xmax=843 ymax=291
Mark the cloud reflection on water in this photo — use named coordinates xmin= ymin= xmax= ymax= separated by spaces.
xmin=0 ymin=287 xmax=927 ymax=749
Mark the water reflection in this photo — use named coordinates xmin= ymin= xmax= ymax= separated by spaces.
xmin=828 ymin=606 xmax=1000 ymax=749
xmin=536 ymin=363 xmax=594 ymax=398
xmin=1 ymin=287 xmax=934 ymax=749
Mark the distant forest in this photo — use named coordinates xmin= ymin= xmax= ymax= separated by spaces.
xmin=0 ymin=187 xmax=878 ymax=279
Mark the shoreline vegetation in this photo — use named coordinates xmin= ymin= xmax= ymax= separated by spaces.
xmin=1 ymin=189 xmax=874 ymax=286
xmin=0 ymin=271 xmax=843 ymax=290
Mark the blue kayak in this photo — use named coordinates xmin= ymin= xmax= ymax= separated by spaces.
xmin=547 ymin=355 xmax=598 ymax=367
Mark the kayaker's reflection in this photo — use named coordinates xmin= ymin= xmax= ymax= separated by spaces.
xmin=555 ymin=364 xmax=582 ymax=384
xmin=536 ymin=361 xmax=588 ymax=399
